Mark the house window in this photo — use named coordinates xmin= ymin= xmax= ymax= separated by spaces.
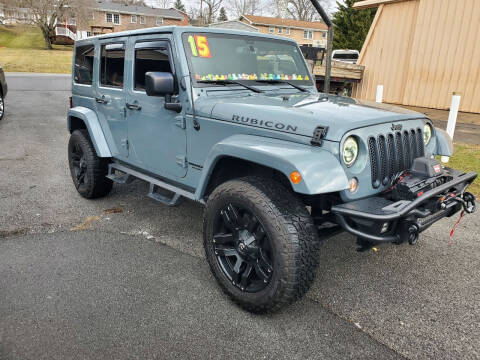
xmin=131 ymin=15 xmax=137 ymax=23
xmin=322 ymin=31 xmax=327 ymax=38
xmin=278 ymin=27 xmax=283 ymax=34
xmin=285 ymin=28 xmax=290 ymax=35
xmin=139 ymin=16 xmax=146 ymax=24
xmin=106 ymin=13 xmax=113 ymax=23
xmin=269 ymin=26 xmax=274 ymax=34
xmin=156 ymin=17 xmax=163 ymax=26
xmin=86 ymin=31 xmax=92 ymax=37
xmin=303 ymin=30 xmax=313 ymax=40
xmin=113 ymin=13 xmax=120 ymax=25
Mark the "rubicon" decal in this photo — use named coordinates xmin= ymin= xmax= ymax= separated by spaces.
xmin=231 ymin=114 xmax=298 ymax=133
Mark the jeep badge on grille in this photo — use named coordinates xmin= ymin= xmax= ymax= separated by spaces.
xmin=391 ymin=123 xmax=403 ymax=131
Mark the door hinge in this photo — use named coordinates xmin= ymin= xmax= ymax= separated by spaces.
xmin=123 ymin=107 xmax=127 ymax=118
xmin=176 ymin=155 xmax=188 ymax=168
xmin=175 ymin=114 xmax=186 ymax=129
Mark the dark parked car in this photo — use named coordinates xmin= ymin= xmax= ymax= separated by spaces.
xmin=0 ymin=65 xmax=7 ymax=121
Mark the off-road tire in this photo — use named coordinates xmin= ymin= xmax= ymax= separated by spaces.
xmin=68 ymin=129 xmax=113 ymax=199
xmin=203 ymin=176 xmax=322 ymax=313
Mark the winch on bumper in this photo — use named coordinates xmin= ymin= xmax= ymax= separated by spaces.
xmin=331 ymin=162 xmax=477 ymax=245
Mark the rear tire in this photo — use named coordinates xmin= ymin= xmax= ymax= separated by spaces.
xmin=203 ymin=176 xmax=321 ymax=313
xmin=68 ymin=129 xmax=113 ymax=199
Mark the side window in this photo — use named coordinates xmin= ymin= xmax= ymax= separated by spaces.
xmin=74 ymin=45 xmax=94 ymax=85
xmin=134 ymin=44 xmax=172 ymax=91
xmin=100 ymin=43 xmax=125 ymax=88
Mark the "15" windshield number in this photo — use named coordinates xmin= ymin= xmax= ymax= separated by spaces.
xmin=188 ymin=35 xmax=212 ymax=58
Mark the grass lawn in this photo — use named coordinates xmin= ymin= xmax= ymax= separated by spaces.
xmin=0 ymin=48 xmax=72 ymax=73
xmin=0 ymin=25 xmax=72 ymax=73
xmin=447 ymin=143 xmax=480 ymax=196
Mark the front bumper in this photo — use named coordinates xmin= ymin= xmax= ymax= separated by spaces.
xmin=331 ymin=169 xmax=477 ymax=244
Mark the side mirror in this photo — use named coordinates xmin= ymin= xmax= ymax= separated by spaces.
xmin=145 ymin=72 xmax=182 ymax=113
xmin=145 ymin=72 xmax=175 ymax=97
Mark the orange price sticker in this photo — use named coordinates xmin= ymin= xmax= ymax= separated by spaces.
xmin=194 ymin=35 xmax=212 ymax=58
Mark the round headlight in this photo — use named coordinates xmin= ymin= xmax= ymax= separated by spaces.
xmin=343 ymin=136 xmax=359 ymax=167
xmin=424 ymin=124 xmax=432 ymax=145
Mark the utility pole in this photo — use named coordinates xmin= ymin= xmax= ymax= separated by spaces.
xmin=309 ymin=0 xmax=333 ymax=94
xmin=199 ymin=0 xmax=203 ymax=26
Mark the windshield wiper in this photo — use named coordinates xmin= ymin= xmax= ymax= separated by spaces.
xmin=254 ymin=80 xmax=309 ymax=93
xmin=197 ymin=80 xmax=263 ymax=93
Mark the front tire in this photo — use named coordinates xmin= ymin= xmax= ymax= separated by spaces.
xmin=68 ymin=129 xmax=113 ymax=199
xmin=203 ymin=176 xmax=321 ymax=313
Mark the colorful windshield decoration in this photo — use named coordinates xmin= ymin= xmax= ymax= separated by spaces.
xmin=195 ymin=74 xmax=309 ymax=81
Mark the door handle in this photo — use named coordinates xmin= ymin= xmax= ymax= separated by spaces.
xmin=95 ymin=95 xmax=110 ymax=104
xmin=126 ymin=103 xmax=142 ymax=111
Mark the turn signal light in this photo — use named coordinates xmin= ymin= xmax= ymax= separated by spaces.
xmin=290 ymin=171 xmax=302 ymax=184
xmin=349 ymin=178 xmax=359 ymax=193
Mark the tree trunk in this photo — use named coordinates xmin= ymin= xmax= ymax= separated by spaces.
xmin=41 ymin=27 xmax=53 ymax=50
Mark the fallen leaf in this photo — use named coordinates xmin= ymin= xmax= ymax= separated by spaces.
xmin=103 ymin=207 xmax=124 ymax=215
xmin=70 ymin=216 xmax=101 ymax=231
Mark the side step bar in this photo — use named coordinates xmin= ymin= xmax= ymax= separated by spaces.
xmin=107 ymin=163 xmax=197 ymax=207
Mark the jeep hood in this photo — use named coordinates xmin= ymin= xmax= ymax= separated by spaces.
xmin=195 ymin=92 xmax=427 ymax=142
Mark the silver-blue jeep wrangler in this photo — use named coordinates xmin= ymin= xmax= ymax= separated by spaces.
xmin=67 ymin=26 xmax=476 ymax=313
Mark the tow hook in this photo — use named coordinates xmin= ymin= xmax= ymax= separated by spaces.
xmin=463 ymin=192 xmax=476 ymax=214
xmin=407 ymin=224 xmax=419 ymax=245
xmin=398 ymin=221 xmax=419 ymax=245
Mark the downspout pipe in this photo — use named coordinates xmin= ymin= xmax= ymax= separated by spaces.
xmin=310 ymin=0 xmax=333 ymax=94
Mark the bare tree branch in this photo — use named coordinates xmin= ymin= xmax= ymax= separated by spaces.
xmin=228 ymin=0 xmax=263 ymax=19
xmin=271 ymin=0 xmax=333 ymax=21
xmin=203 ymin=0 xmax=223 ymax=24
xmin=18 ymin=0 xmax=94 ymax=49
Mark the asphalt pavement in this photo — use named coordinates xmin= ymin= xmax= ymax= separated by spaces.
xmin=0 ymin=73 xmax=479 ymax=360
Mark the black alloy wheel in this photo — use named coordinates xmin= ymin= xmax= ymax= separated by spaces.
xmin=213 ymin=203 xmax=274 ymax=293
xmin=71 ymin=143 xmax=88 ymax=186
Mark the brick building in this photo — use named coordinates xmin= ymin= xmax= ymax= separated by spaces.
xmin=58 ymin=1 xmax=189 ymax=41
xmin=239 ymin=15 xmax=328 ymax=47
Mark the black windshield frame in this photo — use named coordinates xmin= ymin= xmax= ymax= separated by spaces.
xmin=182 ymin=32 xmax=315 ymax=89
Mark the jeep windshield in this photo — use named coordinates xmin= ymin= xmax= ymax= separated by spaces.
xmin=182 ymin=32 xmax=314 ymax=88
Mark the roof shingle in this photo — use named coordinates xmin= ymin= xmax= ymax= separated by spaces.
xmin=95 ymin=1 xmax=184 ymax=19
xmin=241 ymin=15 xmax=327 ymax=31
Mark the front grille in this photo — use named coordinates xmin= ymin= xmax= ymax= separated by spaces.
xmin=368 ymin=128 xmax=424 ymax=188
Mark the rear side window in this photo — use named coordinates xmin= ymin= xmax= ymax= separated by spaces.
xmin=100 ymin=43 xmax=125 ymax=88
xmin=134 ymin=43 xmax=172 ymax=91
xmin=333 ymin=53 xmax=359 ymax=61
xmin=74 ymin=45 xmax=94 ymax=85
